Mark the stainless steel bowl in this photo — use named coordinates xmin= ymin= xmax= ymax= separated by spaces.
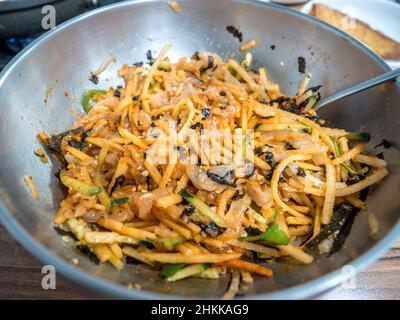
xmin=0 ymin=0 xmax=399 ymax=299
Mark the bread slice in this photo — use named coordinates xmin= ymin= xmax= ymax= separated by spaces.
xmin=310 ymin=3 xmax=400 ymax=60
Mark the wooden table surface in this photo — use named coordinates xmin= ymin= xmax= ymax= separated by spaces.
xmin=0 ymin=223 xmax=399 ymax=299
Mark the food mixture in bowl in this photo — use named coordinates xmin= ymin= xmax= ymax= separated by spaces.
xmin=38 ymin=45 xmax=388 ymax=297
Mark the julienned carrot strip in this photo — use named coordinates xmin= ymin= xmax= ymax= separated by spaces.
xmin=219 ymin=259 xmax=273 ymax=277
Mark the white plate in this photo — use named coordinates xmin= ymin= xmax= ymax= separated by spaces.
xmin=301 ymin=0 xmax=400 ymax=69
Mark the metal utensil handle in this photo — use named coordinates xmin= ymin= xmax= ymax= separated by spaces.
xmin=316 ymin=68 xmax=400 ymax=110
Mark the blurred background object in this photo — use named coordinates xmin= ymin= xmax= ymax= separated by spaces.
xmin=0 ymin=0 xmax=125 ymax=71
xmin=301 ymin=0 xmax=400 ymax=69
xmin=309 ymin=3 xmax=400 ymax=60
xmin=271 ymin=0 xmax=400 ymax=68
xmin=1 ymin=0 xmax=399 ymax=71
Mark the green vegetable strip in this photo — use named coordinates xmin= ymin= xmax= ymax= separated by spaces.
xmin=60 ymin=171 xmax=101 ymax=196
xmin=96 ymin=187 xmax=111 ymax=208
xmin=260 ymin=224 xmax=290 ymax=245
xmin=228 ymin=66 xmax=237 ymax=76
xmin=240 ymin=234 xmax=263 ymax=242
xmin=332 ymin=138 xmax=341 ymax=157
xmin=179 ymin=189 xmax=226 ymax=227
xmin=195 ymin=267 xmax=220 ymax=279
xmin=332 ymin=138 xmax=359 ymax=175
xmin=159 ymin=60 xmax=171 ymax=71
xmin=242 ymin=134 xmax=248 ymax=158
xmin=160 ymin=264 xmax=185 ymax=278
xmin=111 ymin=197 xmax=130 ymax=205
xmin=241 ymin=223 xmax=289 ymax=245
xmin=303 ymin=95 xmax=318 ymax=113
xmin=166 ymin=264 xmax=208 ymax=282
xmin=150 ymin=236 xmax=186 ymax=248
xmin=191 ymin=211 xmax=209 ymax=225
xmin=66 ymin=219 xmax=88 ymax=240
xmin=341 ymin=162 xmax=359 ymax=175
xmin=345 ymin=132 xmax=371 ymax=142
xmin=81 ymin=89 xmax=107 ymax=113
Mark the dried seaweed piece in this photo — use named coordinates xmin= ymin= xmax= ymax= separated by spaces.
xmin=298 ymin=56 xmax=306 ymax=73
xmin=306 ymin=204 xmax=359 ymax=255
xmin=76 ymin=244 xmax=100 ymax=265
xmin=226 ymin=25 xmax=243 ymax=42
xmin=41 ymin=127 xmax=86 ymax=166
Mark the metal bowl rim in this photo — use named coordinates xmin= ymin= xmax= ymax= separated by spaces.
xmin=0 ymin=0 xmax=398 ymax=300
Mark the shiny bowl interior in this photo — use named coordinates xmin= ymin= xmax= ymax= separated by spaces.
xmin=0 ymin=0 xmax=399 ymax=299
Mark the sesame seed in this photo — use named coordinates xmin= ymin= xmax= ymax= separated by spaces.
xmin=141 ymin=170 xmax=149 ymax=177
